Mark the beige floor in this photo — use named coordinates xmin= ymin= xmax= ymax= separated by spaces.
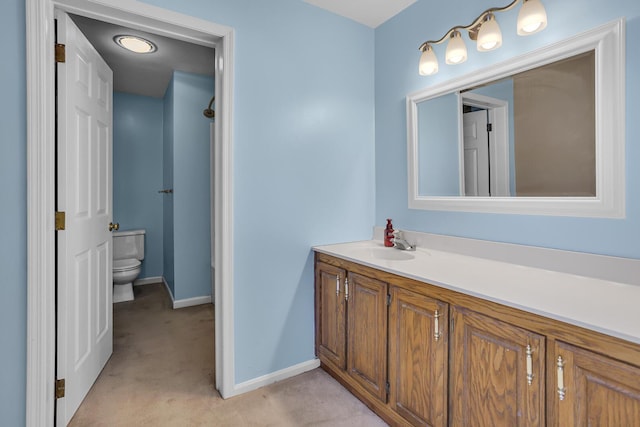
xmin=69 ymin=282 xmax=387 ymax=426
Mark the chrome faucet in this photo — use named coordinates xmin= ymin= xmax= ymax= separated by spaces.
xmin=392 ymin=230 xmax=415 ymax=251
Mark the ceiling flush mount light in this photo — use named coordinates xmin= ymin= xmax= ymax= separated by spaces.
xmin=417 ymin=0 xmax=548 ymax=75
xmin=114 ymin=35 xmax=157 ymax=54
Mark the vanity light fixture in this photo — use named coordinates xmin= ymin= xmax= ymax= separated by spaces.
xmin=418 ymin=0 xmax=548 ymax=75
xmin=114 ymin=35 xmax=157 ymax=54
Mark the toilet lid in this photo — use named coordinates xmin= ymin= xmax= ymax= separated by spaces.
xmin=113 ymin=258 xmax=141 ymax=271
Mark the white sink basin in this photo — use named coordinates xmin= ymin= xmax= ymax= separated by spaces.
xmin=353 ymin=247 xmax=415 ymax=261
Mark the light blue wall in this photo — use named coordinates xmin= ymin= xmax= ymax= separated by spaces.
xmin=0 ymin=0 xmax=26 ymax=423
xmin=170 ymin=71 xmax=213 ymax=301
xmin=376 ymin=0 xmax=640 ymax=258
xmin=418 ymin=92 xmax=460 ymax=195
xmin=141 ymin=0 xmax=376 ymax=383
xmin=113 ymin=92 xmax=164 ymax=278
xmin=163 ymin=78 xmax=175 ymax=294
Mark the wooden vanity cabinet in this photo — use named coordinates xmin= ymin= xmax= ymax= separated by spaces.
xmin=450 ymin=306 xmax=545 ymax=427
xmin=315 ymin=262 xmax=389 ymax=400
xmin=314 ymin=252 xmax=640 ymax=427
xmin=315 ymin=253 xmax=449 ymax=426
xmin=552 ymin=341 xmax=640 ymax=426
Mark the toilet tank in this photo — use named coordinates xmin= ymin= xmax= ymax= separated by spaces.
xmin=113 ymin=229 xmax=145 ymax=261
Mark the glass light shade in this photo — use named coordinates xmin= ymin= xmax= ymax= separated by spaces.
xmin=445 ymin=31 xmax=468 ymax=65
xmin=419 ymin=46 xmax=439 ymax=75
xmin=477 ymin=14 xmax=503 ymax=51
xmin=517 ymin=0 xmax=548 ymax=35
xmin=114 ymin=35 xmax=157 ymax=53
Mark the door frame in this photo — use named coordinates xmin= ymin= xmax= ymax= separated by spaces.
xmin=25 ymin=0 xmax=235 ymax=424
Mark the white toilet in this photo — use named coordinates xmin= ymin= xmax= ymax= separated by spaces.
xmin=112 ymin=229 xmax=145 ymax=303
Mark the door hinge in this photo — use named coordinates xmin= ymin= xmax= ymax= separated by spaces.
xmin=487 ymin=123 xmax=493 ymax=132
xmin=55 ymin=378 xmax=65 ymax=399
xmin=55 ymin=43 xmax=66 ymax=63
xmin=385 ymin=381 xmax=390 ymax=396
xmin=387 ymin=293 xmax=392 ymax=306
xmin=450 ymin=317 xmax=455 ymax=333
xmin=55 ymin=211 xmax=66 ymax=231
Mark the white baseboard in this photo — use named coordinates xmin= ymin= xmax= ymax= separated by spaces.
xmin=173 ymin=295 xmax=212 ymax=309
xmin=157 ymin=277 xmax=212 ymax=309
xmin=134 ymin=276 xmax=164 ymax=286
xmin=230 ymin=359 xmax=321 ymax=398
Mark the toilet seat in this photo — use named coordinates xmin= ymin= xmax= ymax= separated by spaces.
xmin=113 ymin=258 xmax=141 ymax=272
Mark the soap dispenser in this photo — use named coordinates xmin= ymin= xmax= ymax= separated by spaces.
xmin=384 ymin=219 xmax=394 ymax=247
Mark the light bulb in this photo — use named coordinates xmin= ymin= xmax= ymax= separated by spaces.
xmin=517 ymin=0 xmax=548 ymax=35
xmin=419 ymin=45 xmax=439 ymax=75
xmin=445 ymin=30 xmax=468 ymax=65
xmin=477 ymin=13 xmax=503 ymax=52
xmin=114 ymin=35 xmax=157 ymax=54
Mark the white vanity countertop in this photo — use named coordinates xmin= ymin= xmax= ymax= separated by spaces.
xmin=314 ymin=240 xmax=640 ymax=345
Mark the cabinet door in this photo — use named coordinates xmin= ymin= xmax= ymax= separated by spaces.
xmin=388 ymin=286 xmax=448 ymax=427
xmin=553 ymin=341 xmax=640 ymax=426
xmin=315 ymin=261 xmax=347 ymax=370
xmin=347 ymin=272 xmax=388 ymax=402
xmin=450 ymin=306 xmax=545 ymax=427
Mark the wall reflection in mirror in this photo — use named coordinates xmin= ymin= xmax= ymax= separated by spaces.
xmin=417 ymin=50 xmax=595 ymax=198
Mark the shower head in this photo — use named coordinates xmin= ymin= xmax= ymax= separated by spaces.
xmin=203 ymin=95 xmax=215 ymax=119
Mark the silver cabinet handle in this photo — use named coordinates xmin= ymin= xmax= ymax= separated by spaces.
xmin=557 ymin=356 xmax=566 ymax=400
xmin=336 ymin=275 xmax=340 ymax=297
xmin=526 ymin=344 xmax=534 ymax=386
xmin=434 ymin=309 xmax=441 ymax=341
xmin=344 ymin=277 xmax=349 ymax=301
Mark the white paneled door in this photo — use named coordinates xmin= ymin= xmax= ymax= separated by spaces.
xmin=56 ymin=11 xmax=114 ymax=425
xmin=463 ymin=110 xmax=490 ymax=197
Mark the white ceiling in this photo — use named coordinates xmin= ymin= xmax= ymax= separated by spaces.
xmin=303 ymin=0 xmax=417 ymax=28
xmin=70 ymin=14 xmax=215 ymax=99
xmin=69 ymin=1 xmax=412 ymax=98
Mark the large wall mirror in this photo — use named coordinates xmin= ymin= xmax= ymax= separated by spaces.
xmin=407 ymin=19 xmax=625 ymax=217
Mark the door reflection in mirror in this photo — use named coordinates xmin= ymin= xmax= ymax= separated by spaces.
xmin=463 ymin=108 xmax=490 ymax=196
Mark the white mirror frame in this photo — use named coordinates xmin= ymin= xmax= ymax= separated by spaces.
xmin=407 ymin=18 xmax=625 ymax=218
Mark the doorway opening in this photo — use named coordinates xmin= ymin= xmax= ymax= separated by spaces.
xmin=26 ymin=1 xmax=235 ymax=423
